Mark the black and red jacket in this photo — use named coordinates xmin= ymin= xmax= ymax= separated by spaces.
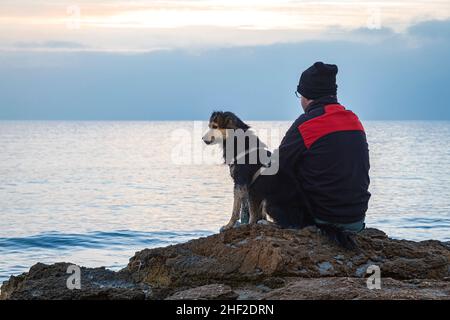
xmin=277 ymin=95 xmax=371 ymax=224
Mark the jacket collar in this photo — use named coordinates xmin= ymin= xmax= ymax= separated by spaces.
xmin=304 ymin=95 xmax=338 ymax=113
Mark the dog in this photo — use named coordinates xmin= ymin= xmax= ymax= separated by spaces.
xmin=202 ymin=111 xmax=313 ymax=229
xmin=202 ymin=111 xmax=358 ymax=250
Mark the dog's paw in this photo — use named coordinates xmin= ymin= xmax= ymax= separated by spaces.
xmin=220 ymin=221 xmax=242 ymax=232
xmin=257 ymin=219 xmax=270 ymax=225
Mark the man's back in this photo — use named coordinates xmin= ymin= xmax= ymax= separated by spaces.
xmin=278 ymin=95 xmax=371 ymax=225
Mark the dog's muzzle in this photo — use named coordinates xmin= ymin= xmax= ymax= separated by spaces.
xmin=202 ymin=136 xmax=215 ymax=145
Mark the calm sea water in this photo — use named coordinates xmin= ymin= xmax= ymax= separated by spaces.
xmin=1 ymin=121 xmax=450 ymax=283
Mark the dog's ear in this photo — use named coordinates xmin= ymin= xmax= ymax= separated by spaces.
xmin=223 ymin=112 xmax=250 ymax=130
xmin=210 ymin=111 xmax=222 ymax=124
xmin=210 ymin=111 xmax=218 ymax=122
xmin=222 ymin=112 xmax=236 ymax=129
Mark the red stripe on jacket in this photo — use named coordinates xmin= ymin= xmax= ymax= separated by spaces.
xmin=298 ymin=104 xmax=365 ymax=149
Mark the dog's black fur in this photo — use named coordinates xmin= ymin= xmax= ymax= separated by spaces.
xmin=204 ymin=111 xmax=357 ymax=250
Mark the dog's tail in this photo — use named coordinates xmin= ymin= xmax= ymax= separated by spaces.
xmin=316 ymin=224 xmax=357 ymax=250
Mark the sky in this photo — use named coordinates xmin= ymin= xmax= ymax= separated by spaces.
xmin=0 ymin=0 xmax=450 ymax=120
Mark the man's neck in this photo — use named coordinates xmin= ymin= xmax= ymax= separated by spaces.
xmin=304 ymin=95 xmax=338 ymax=113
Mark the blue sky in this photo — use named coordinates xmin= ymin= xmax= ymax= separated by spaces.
xmin=0 ymin=1 xmax=449 ymax=120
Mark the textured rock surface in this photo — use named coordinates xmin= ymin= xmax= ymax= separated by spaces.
xmin=2 ymin=225 xmax=449 ymax=300
xmin=165 ymin=284 xmax=238 ymax=300
xmin=259 ymin=277 xmax=450 ymax=300
xmin=127 ymin=225 xmax=449 ymax=287
xmin=0 ymin=262 xmax=150 ymax=300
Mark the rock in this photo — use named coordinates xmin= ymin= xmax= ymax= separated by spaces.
xmin=127 ymin=225 xmax=449 ymax=288
xmin=261 ymin=277 xmax=286 ymax=289
xmin=261 ymin=277 xmax=450 ymax=300
xmin=0 ymin=262 xmax=150 ymax=300
xmin=165 ymin=284 xmax=238 ymax=300
xmin=2 ymin=224 xmax=449 ymax=300
xmin=317 ymin=261 xmax=335 ymax=275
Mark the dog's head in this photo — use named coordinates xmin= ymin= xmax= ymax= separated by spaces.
xmin=202 ymin=111 xmax=250 ymax=145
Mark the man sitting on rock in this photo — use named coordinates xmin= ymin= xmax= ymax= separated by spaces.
xmin=276 ymin=62 xmax=371 ymax=233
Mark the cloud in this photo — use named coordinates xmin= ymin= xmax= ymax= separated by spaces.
xmin=2 ymin=1 xmax=450 ymax=52
xmin=407 ymin=19 xmax=450 ymax=39
xmin=9 ymin=41 xmax=88 ymax=52
xmin=349 ymin=26 xmax=395 ymax=37
xmin=26 ymin=41 xmax=86 ymax=49
xmin=2 ymin=41 xmax=170 ymax=53
xmin=0 ymin=19 xmax=449 ymax=120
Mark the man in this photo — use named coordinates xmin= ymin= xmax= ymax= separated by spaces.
xmin=277 ymin=62 xmax=370 ymax=232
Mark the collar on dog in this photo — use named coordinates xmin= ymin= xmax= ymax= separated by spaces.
xmin=227 ymin=147 xmax=270 ymax=186
xmin=249 ymin=162 xmax=270 ymax=186
xmin=230 ymin=147 xmax=260 ymax=165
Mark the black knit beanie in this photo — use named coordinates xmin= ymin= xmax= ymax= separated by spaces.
xmin=297 ymin=62 xmax=338 ymax=100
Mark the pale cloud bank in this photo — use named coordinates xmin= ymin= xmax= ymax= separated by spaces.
xmin=0 ymin=2 xmax=449 ymax=121
xmin=1 ymin=0 xmax=450 ymax=52
xmin=0 ymin=18 xmax=449 ymax=120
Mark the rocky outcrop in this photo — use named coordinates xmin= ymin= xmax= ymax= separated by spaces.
xmin=257 ymin=277 xmax=450 ymax=300
xmin=1 ymin=225 xmax=449 ymax=300
xmin=0 ymin=262 xmax=150 ymax=300
xmin=165 ymin=284 xmax=238 ymax=300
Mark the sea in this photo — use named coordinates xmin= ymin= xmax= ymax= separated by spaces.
xmin=1 ymin=120 xmax=449 ymax=284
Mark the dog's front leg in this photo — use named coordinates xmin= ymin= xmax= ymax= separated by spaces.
xmin=248 ymin=194 xmax=263 ymax=225
xmin=240 ymin=195 xmax=250 ymax=224
xmin=221 ymin=185 xmax=244 ymax=231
